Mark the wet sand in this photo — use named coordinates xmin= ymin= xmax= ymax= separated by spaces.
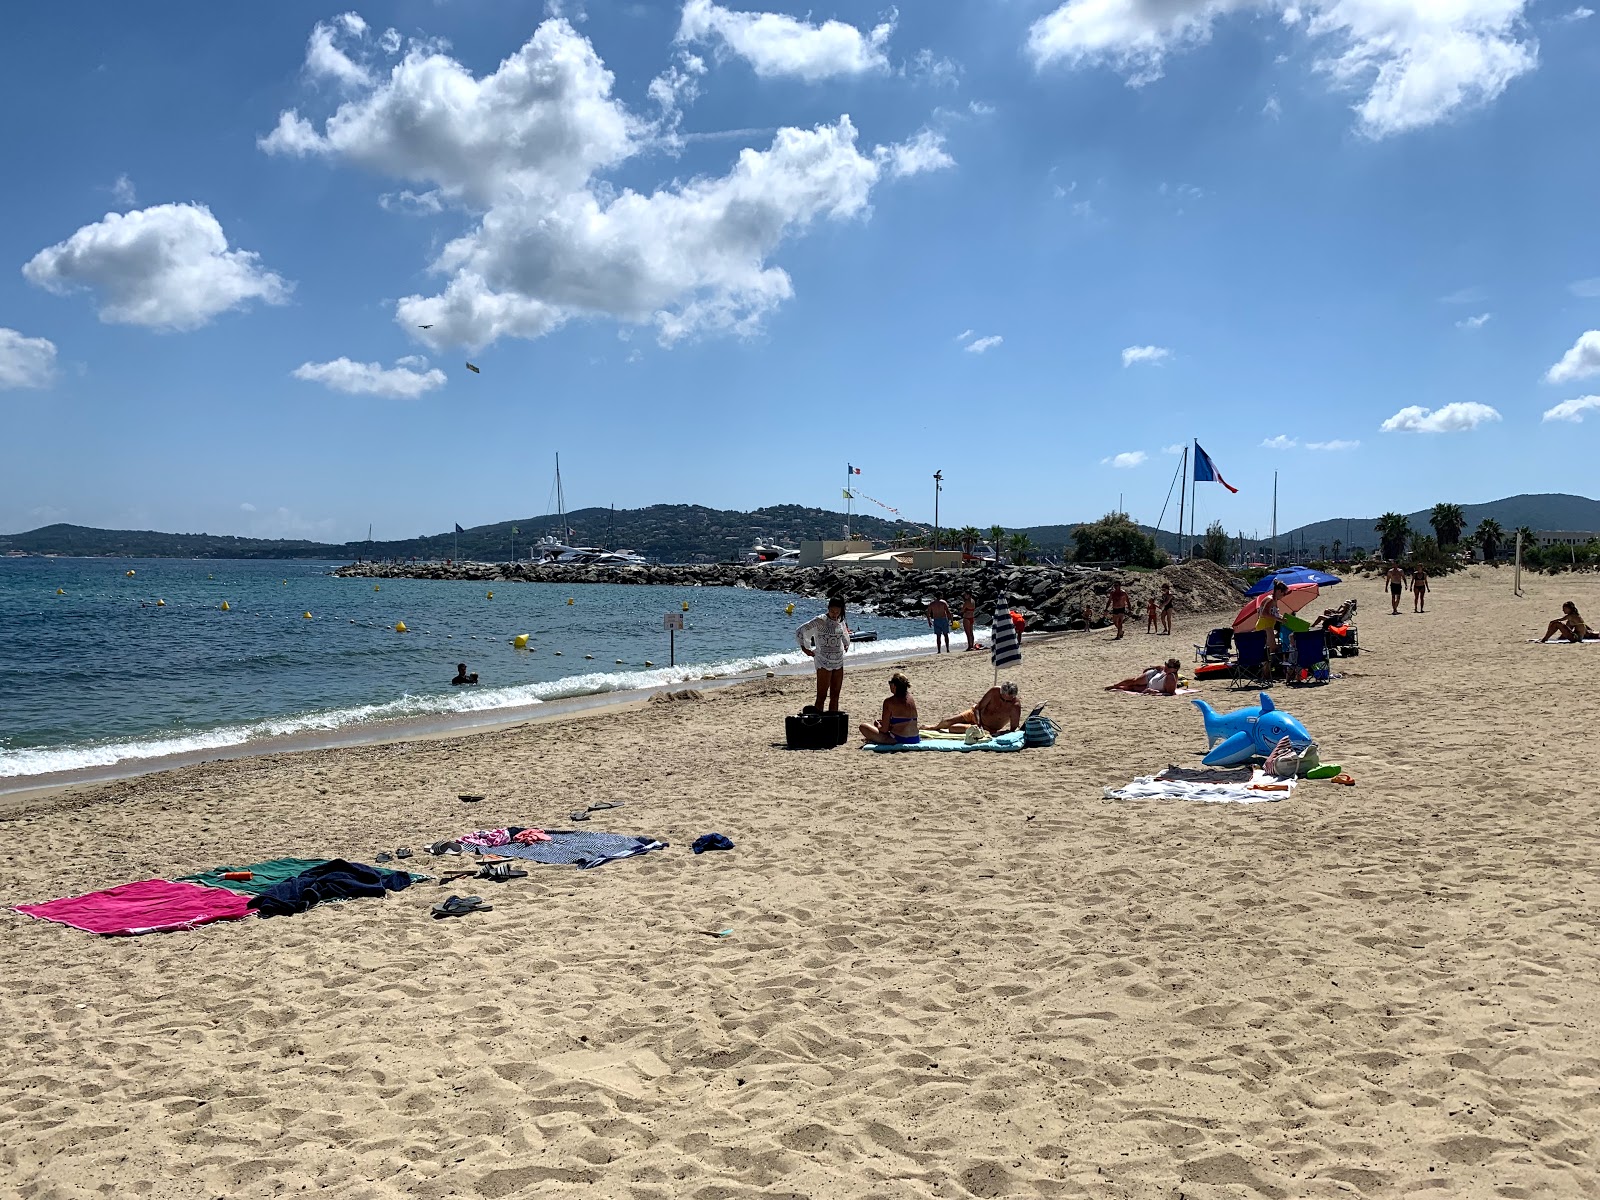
xmin=2 ymin=566 xmax=1597 ymax=1198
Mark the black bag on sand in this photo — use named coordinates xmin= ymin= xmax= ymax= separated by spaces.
xmin=786 ymin=706 xmax=850 ymax=749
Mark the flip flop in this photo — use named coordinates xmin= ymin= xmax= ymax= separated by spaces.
xmin=427 ymin=841 xmax=464 ymax=856
xmin=375 ymin=851 xmax=395 ymax=863
xmin=437 ymin=871 xmax=478 ymax=885
xmin=395 ymin=848 xmax=414 ymax=859
xmin=587 ymin=802 xmax=625 ymax=813
xmin=458 ymin=794 xmax=485 ymax=803
xmin=431 ymin=895 xmax=492 ymax=919
xmin=477 ymin=862 xmax=529 ymax=882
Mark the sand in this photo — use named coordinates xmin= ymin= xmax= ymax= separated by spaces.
xmin=2 ymin=567 xmax=1598 ymax=1199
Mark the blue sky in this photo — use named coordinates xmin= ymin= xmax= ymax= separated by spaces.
xmin=3 ymin=0 xmax=1600 ymax=545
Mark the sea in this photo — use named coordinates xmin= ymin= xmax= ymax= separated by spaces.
xmin=0 ymin=558 xmax=937 ymax=784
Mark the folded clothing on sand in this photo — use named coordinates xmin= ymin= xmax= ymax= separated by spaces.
xmin=863 ymin=730 xmax=1027 ymax=753
xmin=15 ymin=879 xmax=255 ymax=936
xmin=483 ymin=831 xmax=668 ymax=870
xmin=1104 ymin=770 xmax=1294 ymax=803
xmin=179 ymin=857 xmax=332 ymax=896
xmin=248 ymin=859 xmax=416 ymax=918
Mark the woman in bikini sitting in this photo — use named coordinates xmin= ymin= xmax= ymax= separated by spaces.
xmin=860 ymin=672 xmax=920 ymax=744
xmin=1106 ymin=658 xmax=1181 ymax=695
xmin=1540 ymin=601 xmax=1591 ymax=643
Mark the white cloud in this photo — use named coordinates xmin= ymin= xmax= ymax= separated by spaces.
xmin=1162 ymin=443 xmax=1185 ymax=454
xmin=1542 ymin=395 xmax=1600 ymax=422
xmin=968 ymin=99 xmax=996 ymax=115
xmin=649 ymin=52 xmax=707 ymax=122
xmin=1261 ymin=434 xmax=1297 ymax=449
xmin=1027 ymin=0 xmax=1538 ymax=137
xmin=380 ymin=27 xmax=402 ymax=54
xmin=1570 ymin=278 xmax=1600 ymax=298
xmin=881 ymin=128 xmax=954 ymax=178
xmin=23 ymin=203 xmax=289 ymax=331
xmin=240 ymin=502 xmax=257 ymax=511
xmin=1440 ymin=285 xmax=1488 ymax=304
xmin=0 ymin=328 xmax=58 ymax=389
xmin=292 ymin=356 xmax=448 ymax=399
xmin=1544 ymin=331 xmax=1600 ymax=384
xmin=1380 ymin=401 xmax=1501 ymax=432
xmin=1263 ymin=94 xmax=1282 ymax=118
xmin=1102 ymin=450 xmax=1148 ymax=468
xmin=306 ymin=14 xmax=373 ymax=88
xmin=1305 ymin=438 xmax=1360 ymax=449
xmin=111 ymin=174 xmax=137 ymax=207
xmin=677 ymin=0 xmax=894 ymax=81
xmin=379 ymin=189 xmax=445 ymax=215
xmin=263 ymin=19 xmax=939 ymax=350
xmin=1560 ymin=6 xmax=1593 ymax=19
xmin=956 ymin=329 xmax=974 ymax=341
xmin=909 ymin=48 xmax=961 ymax=86
xmin=1122 ymin=344 xmax=1170 ymax=366
xmin=1541 ymin=395 xmax=1600 ymax=423
xmin=965 ymin=334 xmax=1003 ymax=354
xmin=1456 ymin=311 xmax=1491 ymax=329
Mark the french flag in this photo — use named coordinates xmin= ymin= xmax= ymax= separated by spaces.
xmin=1193 ymin=442 xmax=1238 ymax=493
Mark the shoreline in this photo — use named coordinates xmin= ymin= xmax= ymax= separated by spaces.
xmin=0 ymin=636 xmax=971 ymax=808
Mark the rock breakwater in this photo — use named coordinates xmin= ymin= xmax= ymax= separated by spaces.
xmin=334 ymin=559 xmax=1244 ymax=630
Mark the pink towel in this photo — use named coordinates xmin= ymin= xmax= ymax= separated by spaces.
xmin=14 ymin=879 xmax=255 ymax=936
xmin=511 ymin=828 xmax=551 ymax=844
xmin=458 ymin=828 xmax=510 ymax=848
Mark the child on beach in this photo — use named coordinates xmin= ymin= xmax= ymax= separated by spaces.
xmin=860 ymin=673 xmax=919 ymax=744
xmin=1146 ymin=597 xmax=1158 ymax=633
xmin=796 ymin=596 xmax=851 ymax=712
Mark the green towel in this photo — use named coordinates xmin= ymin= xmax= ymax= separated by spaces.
xmin=179 ymin=857 xmax=332 ymax=896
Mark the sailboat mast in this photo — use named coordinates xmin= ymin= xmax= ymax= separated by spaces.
xmin=1176 ymin=446 xmax=1187 ymax=560
xmin=1271 ymin=471 xmax=1278 ymax=567
xmin=556 ymin=453 xmax=566 ymax=540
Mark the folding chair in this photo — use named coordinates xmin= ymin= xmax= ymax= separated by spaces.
xmin=1288 ymin=629 xmax=1329 ymax=685
xmin=1193 ymin=627 xmax=1234 ymax=664
xmin=1230 ymin=630 xmax=1272 ymax=690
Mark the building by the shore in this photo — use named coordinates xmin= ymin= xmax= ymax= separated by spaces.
xmin=799 ymin=540 xmax=965 ymax=571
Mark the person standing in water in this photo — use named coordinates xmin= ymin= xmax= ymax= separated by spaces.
xmin=796 ymin=596 xmax=851 ymax=712
xmin=926 ymin=596 xmax=952 ymax=653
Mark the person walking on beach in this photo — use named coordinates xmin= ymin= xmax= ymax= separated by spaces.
xmin=1411 ymin=566 xmax=1429 ymax=613
xmin=1103 ymin=582 xmax=1132 ymax=638
xmin=926 ymin=596 xmax=952 ymax=653
xmin=961 ymin=593 xmax=978 ymax=651
xmin=796 ymin=596 xmax=851 ymax=712
xmin=860 ymin=672 xmax=919 ymax=744
xmin=1159 ymin=584 xmax=1175 ymax=635
xmin=1385 ymin=563 xmax=1405 ymax=615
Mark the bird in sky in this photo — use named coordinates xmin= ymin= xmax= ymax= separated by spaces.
xmin=417 ymin=324 xmax=433 ymax=329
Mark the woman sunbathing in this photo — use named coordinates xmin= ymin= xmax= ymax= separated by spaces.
xmin=860 ymin=672 xmax=920 ymax=744
xmin=1541 ymin=601 xmax=1591 ymax=643
xmin=1106 ymin=658 xmax=1181 ymax=695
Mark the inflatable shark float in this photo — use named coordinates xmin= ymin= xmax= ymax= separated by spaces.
xmin=1192 ymin=692 xmax=1313 ymax=767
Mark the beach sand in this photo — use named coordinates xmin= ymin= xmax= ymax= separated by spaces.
xmin=3 ymin=567 xmax=1597 ymax=1198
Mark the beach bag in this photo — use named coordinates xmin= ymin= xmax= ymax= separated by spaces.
xmin=1023 ymin=713 xmax=1059 ymax=748
xmin=785 ymin=707 xmax=850 ymax=750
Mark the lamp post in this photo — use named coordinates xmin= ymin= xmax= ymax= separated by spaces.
xmin=933 ymin=470 xmax=943 ymax=554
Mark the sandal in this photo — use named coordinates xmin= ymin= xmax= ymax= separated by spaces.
xmin=431 ymin=895 xmax=492 ymax=919
xmin=1331 ymin=773 xmax=1355 ymax=786
xmin=477 ymin=862 xmax=529 ymax=882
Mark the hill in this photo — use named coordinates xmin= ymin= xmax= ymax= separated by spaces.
xmin=1279 ymin=494 xmax=1600 ymax=557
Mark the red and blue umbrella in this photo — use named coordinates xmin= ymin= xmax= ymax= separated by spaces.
xmin=1244 ymin=565 xmax=1342 ymax=596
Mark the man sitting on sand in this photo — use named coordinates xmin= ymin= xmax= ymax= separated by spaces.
xmin=1106 ymin=658 xmax=1181 ymax=695
xmin=933 ymin=681 xmax=1022 ymax=735
xmin=452 ymin=663 xmax=479 ymax=686
xmin=860 ymin=672 xmax=919 ymax=744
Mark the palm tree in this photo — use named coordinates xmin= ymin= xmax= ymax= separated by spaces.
xmin=1006 ymin=532 xmax=1034 ymax=565
xmin=1475 ymin=517 xmax=1504 ymax=562
xmin=957 ymin=525 xmax=981 ymax=559
xmin=1318 ymin=544 xmax=1328 ymax=562
xmin=1429 ymin=502 xmax=1466 ymax=547
xmin=988 ymin=524 xmax=1006 ymax=564
xmin=1331 ymin=538 xmax=1342 ymax=561
xmin=1514 ymin=525 xmax=1535 ymax=557
xmin=1374 ymin=513 xmax=1411 ymax=561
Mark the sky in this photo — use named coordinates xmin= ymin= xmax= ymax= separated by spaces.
xmin=3 ymin=0 xmax=1600 ymax=545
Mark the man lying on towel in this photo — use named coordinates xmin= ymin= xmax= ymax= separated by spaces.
xmin=933 ymin=681 xmax=1022 ymax=735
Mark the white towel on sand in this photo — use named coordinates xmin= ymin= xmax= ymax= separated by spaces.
xmin=1103 ymin=770 xmax=1295 ymax=803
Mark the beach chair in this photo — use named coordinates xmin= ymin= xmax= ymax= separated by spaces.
xmin=1230 ymin=630 xmax=1272 ymax=690
xmin=1288 ymin=630 xmax=1329 ymax=684
xmin=1193 ymin=627 xmax=1234 ymax=664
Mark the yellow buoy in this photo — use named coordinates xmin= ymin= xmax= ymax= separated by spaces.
xmin=303 ymin=611 xmax=313 ymax=619
xmin=567 ymin=598 xmax=574 ymax=605
xmin=156 ymin=599 xmax=165 ymax=607
xmin=374 ymin=584 xmax=380 ymax=592
xmin=514 ymin=634 xmax=530 ymax=649
xmin=682 ymin=600 xmax=690 ymax=611
xmin=486 ymin=591 xmax=494 ymax=600
xmin=207 ymin=574 xmax=213 ymax=580
xmin=221 ymin=601 xmax=230 ymax=611
xmin=56 ymin=588 xmax=65 ymax=595
xmin=785 ymin=603 xmax=794 ymax=615
xmin=126 ymin=570 xmax=136 ymax=577
xmin=395 ymin=621 xmax=408 ymax=633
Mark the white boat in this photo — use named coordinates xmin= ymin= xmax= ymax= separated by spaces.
xmin=746 ymin=542 xmax=799 ymax=566
xmin=533 ymin=457 xmax=649 ymax=565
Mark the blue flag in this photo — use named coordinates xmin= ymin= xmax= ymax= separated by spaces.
xmin=1193 ymin=442 xmax=1238 ymax=493
xmin=454 ymin=523 xmax=465 ymax=533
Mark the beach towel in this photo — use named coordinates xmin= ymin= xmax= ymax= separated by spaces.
xmin=247 ymin=859 xmax=416 ymax=918
xmin=1103 ymin=771 xmax=1294 ymax=804
xmin=15 ymin=879 xmax=254 ymax=936
xmin=1528 ymin=637 xmax=1600 ymax=645
xmin=1109 ymin=686 xmax=1200 ymax=698
xmin=863 ymin=730 xmax=1027 ymax=753
xmin=487 ymin=831 xmax=669 ymax=870
xmin=179 ymin=857 xmax=332 ymax=896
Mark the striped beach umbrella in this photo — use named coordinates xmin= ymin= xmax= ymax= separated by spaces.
xmin=991 ymin=601 xmax=1021 ymax=679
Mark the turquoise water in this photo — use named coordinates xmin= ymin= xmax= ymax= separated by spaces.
xmin=0 ymin=558 xmax=933 ymax=779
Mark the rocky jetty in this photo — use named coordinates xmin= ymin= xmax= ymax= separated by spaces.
xmin=333 ymin=559 xmax=1244 ymax=631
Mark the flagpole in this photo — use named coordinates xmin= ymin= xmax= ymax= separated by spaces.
xmin=1176 ymin=446 xmax=1187 ymax=560
xmin=1271 ymin=472 xmax=1278 ymax=567
xmin=1187 ymin=441 xmax=1197 ymax=557
xmin=845 ymin=465 xmax=851 ymax=540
